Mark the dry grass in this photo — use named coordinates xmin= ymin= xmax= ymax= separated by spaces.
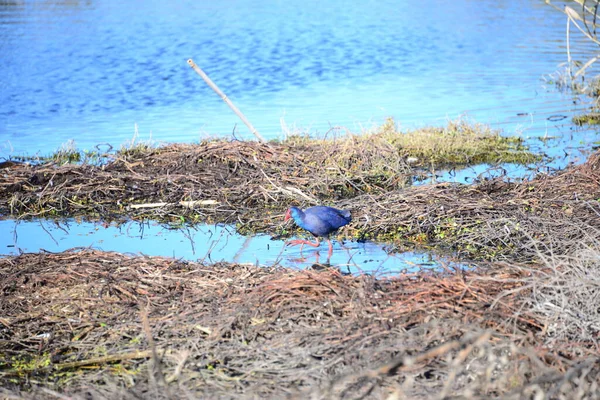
xmin=347 ymin=150 xmax=600 ymax=261
xmin=546 ymin=0 xmax=600 ymax=112
xmin=0 ymin=135 xmax=414 ymax=225
xmin=1 ymin=144 xmax=598 ymax=262
xmin=0 ymin=120 xmax=539 ymax=223
xmin=0 ymin=122 xmax=572 ymax=262
xmin=1 ymin=121 xmax=599 ymax=399
xmin=523 ymin=241 xmax=600 ymax=348
xmin=0 ymin=248 xmax=598 ymax=399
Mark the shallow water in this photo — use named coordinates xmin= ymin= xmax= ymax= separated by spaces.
xmin=1 ymin=0 xmax=599 ymax=268
xmin=0 ymin=219 xmax=455 ymax=275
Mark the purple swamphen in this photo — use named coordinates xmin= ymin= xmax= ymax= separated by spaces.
xmin=284 ymin=206 xmax=352 ymax=258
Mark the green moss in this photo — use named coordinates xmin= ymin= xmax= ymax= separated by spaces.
xmin=572 ymin=113 xmax=600 ymax=126
xmin=118 ymin=143 xmax=154 ymax=157
xmin=281 ymin=117 xmax=541 ymax=169
xmin=7 ymin=353 xmax=52 ymax=375
xmin=12 ymin=143 xmax=102 ymax=165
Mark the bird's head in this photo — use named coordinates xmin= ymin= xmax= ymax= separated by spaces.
xmin=284 ymin=207 xmax=300 ymax=222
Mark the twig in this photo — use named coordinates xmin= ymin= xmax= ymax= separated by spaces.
xmin=438 ymin=331 xmax=492 ymax=399
xmin=165 ymin=350 xmax=191 ymax=384
xmin=128 ymin=200 xmax=218 ymax=210
xmin=141 ymin=308 xmax=171 ymax=395
xmin=187 ymin=58 xmax=265 ymax=142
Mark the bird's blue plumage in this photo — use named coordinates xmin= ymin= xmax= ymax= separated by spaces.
xmin=288 ymin=206 xmax=351 ymax=237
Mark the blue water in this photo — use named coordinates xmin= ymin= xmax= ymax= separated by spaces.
xmin=1 ymin=0 xmax=598 ymax=159
xmin=0 ymin=219 xmax=451 ymax=275
xmin=1 ymin=0 xmax=599 ymax=269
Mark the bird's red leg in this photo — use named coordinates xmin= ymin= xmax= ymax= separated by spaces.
xmin=286 ymin=238 xmax=320 ymax=256
xmin=287 ymin=238 xmax=321 ymax=248
xmin=327 ymin=239 xmax=333 ymax=259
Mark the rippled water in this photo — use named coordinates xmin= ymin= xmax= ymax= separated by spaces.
xmin=1 ymin=0 xmax=599 ymax=268
xmin=1 ymin=0 xmax=598 ymax=157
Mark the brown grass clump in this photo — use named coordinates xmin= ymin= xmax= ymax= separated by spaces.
xmin=0 ymin=119 xmax=537 ymax=227
xmin=0 ymin=249 xmax=598 ymax=399
xmin=0 ymin=133 xmax=596 ymax=262
xmin=348 ymin=150 xmax=600 ymax=260
xmin=521 ymin=242 xmax=600 ymax=348
xmin=0 ymin=137 xmax=411 ymax=226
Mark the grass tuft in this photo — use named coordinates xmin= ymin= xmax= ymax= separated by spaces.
xmin=379 ymin=117 xmax=539 ymax=165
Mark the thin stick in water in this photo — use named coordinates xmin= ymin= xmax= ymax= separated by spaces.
xmin=187 ymin=58 xmax=265 ymax=142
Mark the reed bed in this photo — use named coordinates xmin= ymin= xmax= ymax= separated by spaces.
xmin=349 ymin=150 xmax=600 ymax=260
xmin=0 ymin=126 xmax=585 ymax=262
xmin=0 ymin=248 xmax=598 ymax=399
xmin=0 ymin=136 xmax=413 ymax=224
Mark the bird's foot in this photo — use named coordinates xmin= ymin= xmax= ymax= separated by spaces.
xmin=286 ymin=239 xmax=320 ymax=248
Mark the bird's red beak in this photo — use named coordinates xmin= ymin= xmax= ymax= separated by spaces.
xmin=284 ymin=209 xmax=291 ymax=221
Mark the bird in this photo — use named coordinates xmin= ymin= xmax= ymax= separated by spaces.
xmin=284 ymin=206 xmax=352 ymax=258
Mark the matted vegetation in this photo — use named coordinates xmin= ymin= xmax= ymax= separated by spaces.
xmin=2 ymin=118 xmax=598 ymax=397
xmin=348 ymin=150 xmax=600 ymax=260
xmin=0 ymin=120 xmax=559 ymax=261
xmin=0 ymin=247 xmax=598 ymax=399
xmin=572 ymin=112 xmax=600 ymax=125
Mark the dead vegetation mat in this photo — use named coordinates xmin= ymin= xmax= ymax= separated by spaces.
xmin=0 ymin=138 xmax=412 ymax=224
xmin=1 ymin=249 xmax=599 ymax=399
xmin=355 ymin=150 xmax=600 ymax=261
xmin=1 ymin=140 xmax=599 ymax=261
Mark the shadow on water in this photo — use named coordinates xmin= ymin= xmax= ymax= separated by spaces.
xmin=0 ymin=219 xmax=462 ymax=275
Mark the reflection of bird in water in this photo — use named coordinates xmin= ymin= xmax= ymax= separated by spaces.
xmin=284 ymin=206 xmax=352 ymax=258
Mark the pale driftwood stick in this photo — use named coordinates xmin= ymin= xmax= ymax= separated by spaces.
xmin=180 ymin=200 xmax=218 ymax=207
xmin=129 ymin=202 xmax=168 ymax=209
xmin=187 ymin=58 xmax=265 ymax=142
xmin=128 ymin=200 xmax=218 ymax=210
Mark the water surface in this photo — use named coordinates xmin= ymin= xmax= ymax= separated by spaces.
xmin=0 ymin=219 xmax=452 ymax=275
xmin=1 ymin=0 xmax=598 ymax=161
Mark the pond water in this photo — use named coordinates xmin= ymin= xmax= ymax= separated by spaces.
xmin=0 ymin=219 xmax=453 ymax=275
xmin=1 ymin=0 xmax=598 ymax=157
xmin=1 ymin=0 xmax=599 ymax=269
